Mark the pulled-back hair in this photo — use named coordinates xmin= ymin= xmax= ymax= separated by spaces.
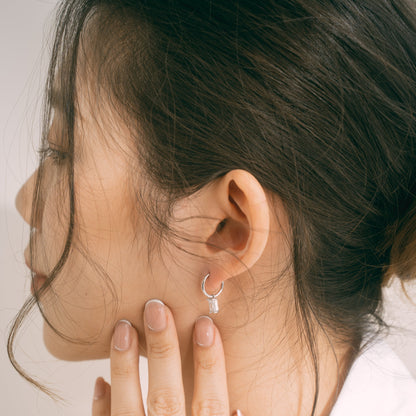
xmin=9 ymin=1 xmax=416 ymax=414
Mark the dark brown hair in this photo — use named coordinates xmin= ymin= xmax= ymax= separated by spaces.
xmin=8 ymin=0 xmax=416 ymax=413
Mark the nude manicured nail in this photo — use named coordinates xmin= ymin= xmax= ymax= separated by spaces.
xmin=144 ymin=299 xmax=166 ymax=332
xmin=234 ymin=410 xmax=243 ymax=416
xmin=93 ymin=377 xmax=106 ymax=400
xmin=113 ymin=320 xmax=132 ymax=351
xmin=195 ymin=315 xmax=214 ymax=347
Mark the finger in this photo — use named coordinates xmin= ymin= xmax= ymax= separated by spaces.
xmin=92 ymin=377 xmax=111 ymax=416
xmin=110 ymin=320 xmax=145 ymax=416
xmin=144 ymin=299 xmax=186 ymax=416
xmin=192 ymin=316 xmax=230 ymax=416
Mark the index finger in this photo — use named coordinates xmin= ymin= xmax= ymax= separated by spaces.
xmin=110 ymin=319 xmax=145 ymax=416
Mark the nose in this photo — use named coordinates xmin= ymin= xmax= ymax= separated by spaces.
xmin=15 ymin=169 xmax=41 ymax=229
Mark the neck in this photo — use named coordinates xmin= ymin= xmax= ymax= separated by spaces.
xmin=179 ymin=300 xmax=354 ymax=416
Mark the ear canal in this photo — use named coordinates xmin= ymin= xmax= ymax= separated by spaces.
xmin=216 ymin=219 xmax=227 ymax=233
xmin=206 ymin=216 xmax=249 ymax=252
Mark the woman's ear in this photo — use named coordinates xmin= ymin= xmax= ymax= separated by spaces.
xmin=196 ymin=170 xmax=270 ymax=291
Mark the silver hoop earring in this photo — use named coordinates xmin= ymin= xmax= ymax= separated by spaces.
xmin=201 ymin=273 xmax=224 ymax=314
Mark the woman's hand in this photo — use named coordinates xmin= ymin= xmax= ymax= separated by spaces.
xmin=91 ymin=299 xmax=242 ymax=416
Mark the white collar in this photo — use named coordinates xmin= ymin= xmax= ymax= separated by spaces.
xmin=330 ymin=340 xmax=416 ymax=415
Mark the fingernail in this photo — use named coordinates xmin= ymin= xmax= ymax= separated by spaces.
xmin=113 ymin=320 xmax=132 ymax=351
xmin=233 ymin=410 xmax=243 ymax=416
xmin=144 ymin=299 xmax=166 ymax=332
xmin=195 ymin=316 xmax=214 ymax=347
xmin=93 ymin=377 xmax=106 ymax=400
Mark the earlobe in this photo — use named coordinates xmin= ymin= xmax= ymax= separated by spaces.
xmin=205 ymin=170 xmax=270 ymax=282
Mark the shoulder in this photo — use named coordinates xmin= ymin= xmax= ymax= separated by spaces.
xmin=330 ymin=339 xmax=416 ymax=416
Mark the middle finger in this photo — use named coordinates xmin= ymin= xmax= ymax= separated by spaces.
xmin=144 ymin=299 xmax=186 ymax=416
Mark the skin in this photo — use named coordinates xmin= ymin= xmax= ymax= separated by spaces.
xmin=15 ymin=40 xmax=353 ymax=416
xmin=91 ymin=302 xmax=237 ymax=416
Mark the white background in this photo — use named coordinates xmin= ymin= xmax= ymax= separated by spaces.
xmin=0 ymin=1 xmax=415 ymax=415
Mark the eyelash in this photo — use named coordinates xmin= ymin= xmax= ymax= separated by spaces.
xmin=37 ymin=145 xmax=69 ymax=165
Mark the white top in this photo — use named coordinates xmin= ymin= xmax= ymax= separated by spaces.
xmin=331 ymin=340 xmax=416 ymax=415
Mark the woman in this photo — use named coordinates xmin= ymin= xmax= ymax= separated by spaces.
xmin=9 ymin=0 xmax=416 ymax=415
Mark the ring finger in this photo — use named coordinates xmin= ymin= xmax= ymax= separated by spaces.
xmin=192 ymin=316 xmax=229 ymax=416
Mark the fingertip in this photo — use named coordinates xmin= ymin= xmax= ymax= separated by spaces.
xmin=93 ymin=377 xmax=107 ymax=400
xmin=194 ymin=315 xmax=215 ymax=348
xmin=144 ymin=299 xmax=167 ymax=332
xmin=113 ymin=320 xmax=133 ymax=351
xmin=233 ymin=409 xmax=244 ymax=416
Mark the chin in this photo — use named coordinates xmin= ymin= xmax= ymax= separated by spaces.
xmin=43 ymin=322 xmax=111 ymax=361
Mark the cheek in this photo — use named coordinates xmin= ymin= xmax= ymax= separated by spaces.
xmin=38 ymin=171 xmax=144 ymax=359
xmin=39 ymin=223 xmax=122 ymax=360
xmin=42 ymin=253 xmax=118 ymax=337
